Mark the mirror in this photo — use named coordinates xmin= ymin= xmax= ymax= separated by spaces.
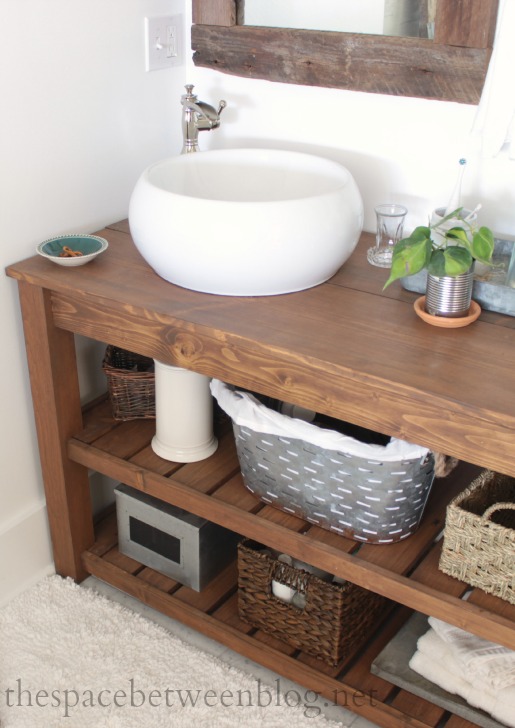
xmin=191 ymin=0 xmax=499 ymax=104
xmin=244 ymin=0 xmax=435 ymax=39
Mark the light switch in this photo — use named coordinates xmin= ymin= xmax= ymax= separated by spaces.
xmin=145 ymin=15 xmax=183 ymax=71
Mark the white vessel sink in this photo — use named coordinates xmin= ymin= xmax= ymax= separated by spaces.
xmin=128 ymin=148 xmax=363 ymax=296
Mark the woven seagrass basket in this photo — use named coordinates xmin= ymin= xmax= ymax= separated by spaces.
xmin=439 ymin=470 xmax=515 ymax=604
xmin=237 ymin=539 xmax=388 ymax=665
xmin=102 ymin=345 xmax=155 ymax=421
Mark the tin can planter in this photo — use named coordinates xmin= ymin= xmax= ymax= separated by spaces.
xmin=425 ymin=267 xmax=474 ymax=318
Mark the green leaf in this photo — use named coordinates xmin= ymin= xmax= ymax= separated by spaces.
xmin=444 ymin=246 xmax=473 ymax=275
xmin=427 ymin=249 xmax=446 ymax=276
xmin=427 ymin=246 xmax=472 ymax=276
xmin=410 ymin=225 xmax=432 ymax=242
xmin=471 ymin=226 xmax=495 ymax=263
xmin=445 ymin=226 xmax=471 ymax=250
xmin=383 ymin=227 xmax=432 ymax=288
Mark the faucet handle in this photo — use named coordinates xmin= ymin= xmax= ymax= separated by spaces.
xmin=182 ymin=84 xmax=197 ymax=103
xmin=217 ymin=99 xmax=227 ymax=116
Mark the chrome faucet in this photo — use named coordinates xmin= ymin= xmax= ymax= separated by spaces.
xmin=181 ymin=84 xmax=226 ymax=154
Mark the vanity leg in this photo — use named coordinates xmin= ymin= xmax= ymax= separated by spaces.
xmin=17 ymin=282 xmax=94 ymax=581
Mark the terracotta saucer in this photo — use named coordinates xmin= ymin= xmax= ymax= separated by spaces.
xmin=413 ymin=296 xmax=481 ymax=328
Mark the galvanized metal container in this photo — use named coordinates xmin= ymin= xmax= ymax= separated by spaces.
xmin=211 ymin=380 xmax=436 ymax=545
xmin=232 ymin=424 xmax=435 ymax=544
xmin=115 ymin=484 xmax=238 ymax=590
xmin=425 ymin=269 xmax=474 ymax=317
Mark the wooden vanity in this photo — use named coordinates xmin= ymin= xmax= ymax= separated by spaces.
xmin=7 ymin=221 xmax=515 ymax=727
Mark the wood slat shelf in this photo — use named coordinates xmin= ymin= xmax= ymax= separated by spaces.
xmin=83 ymin=507 xmax=479 ymax=728
xmin=7 ymin=220 xmax=515 ymax=727
xmin=70 ymin=398 xmax=515 ymax=658
xmin=70 ymin=392 xmax=515 ymax=728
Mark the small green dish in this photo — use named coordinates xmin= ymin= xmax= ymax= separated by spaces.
xmin=37 ymin=234 xmax=108 ymax=267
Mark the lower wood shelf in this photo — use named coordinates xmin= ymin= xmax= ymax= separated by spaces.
xmin=83 ymin=510 xmax=477 ymax=728
xmin=70 ymin=398 xmax=515 ymax=649
xmin=73 ymin=398 xmax=515 ymax=727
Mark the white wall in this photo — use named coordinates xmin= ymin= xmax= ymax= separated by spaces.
xmin=0 ymin=0 xmax=187 ymax=606
xmin=2 ymin=1 xmax=515 ymax=605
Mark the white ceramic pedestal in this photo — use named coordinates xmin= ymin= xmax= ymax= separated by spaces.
xmin=151 ymin=361 xmax=218 ymax=463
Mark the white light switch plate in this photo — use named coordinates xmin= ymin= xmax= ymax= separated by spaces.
xmin=145 ymin=15 xmax=183 ymax=71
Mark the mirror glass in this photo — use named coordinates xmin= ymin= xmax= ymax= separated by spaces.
xmin=243 ymin=0 xmax=436 ymax=39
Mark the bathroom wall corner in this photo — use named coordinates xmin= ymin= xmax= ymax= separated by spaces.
xmin=0 ymin=502 xmax=54 ymax=608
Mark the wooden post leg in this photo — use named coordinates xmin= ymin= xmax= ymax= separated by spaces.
xmin=18 ymin=281 xmax=94 ymax=581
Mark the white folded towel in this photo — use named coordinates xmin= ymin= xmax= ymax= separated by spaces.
xmin=410 ymin=631 xmax=472 ymax=695
xmin=410 ymin=627 xmax=515 ymax=727
xmin=429 ymin=616 xmax=515 ymax=691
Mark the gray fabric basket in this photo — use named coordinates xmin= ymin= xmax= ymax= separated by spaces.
xmin=234 ymin=424 xmax=435 ymax=543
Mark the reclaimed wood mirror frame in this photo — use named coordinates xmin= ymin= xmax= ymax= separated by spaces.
xmin=191 ymin=0 xmax=499 ymax=104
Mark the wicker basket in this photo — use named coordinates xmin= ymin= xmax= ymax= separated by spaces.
xmin=439 ymin=470 xmax=515 ymax=604
xmin=237 ymin=539 xmax=388 ymax=665
xmin=102 ymin=346 xmax=155 ymax=421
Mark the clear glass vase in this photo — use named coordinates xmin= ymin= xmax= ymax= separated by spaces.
xmin=367 ymin=203 xmax=407 ymax=268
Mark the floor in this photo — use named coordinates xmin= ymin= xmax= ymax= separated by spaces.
xmin=84 ymin=576 xmax=381 ymax=728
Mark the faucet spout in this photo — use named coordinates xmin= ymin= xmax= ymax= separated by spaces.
xmin=181 ymin=85 xmax=226 ymax=154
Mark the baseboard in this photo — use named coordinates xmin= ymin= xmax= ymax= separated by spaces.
xmin=0 ymin=501 xmax=55 ymax=608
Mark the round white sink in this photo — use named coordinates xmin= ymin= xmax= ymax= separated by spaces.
xmin=128 ymin=148 xmax=363 ymax=296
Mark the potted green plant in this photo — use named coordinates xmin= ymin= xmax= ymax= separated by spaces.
xmin=384 ymin=207 xmax=495 ymax=318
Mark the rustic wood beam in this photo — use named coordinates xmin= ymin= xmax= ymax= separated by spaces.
xmin=192 ymin=24 xmax=490 ymax=104
xmin=192 ymin=0 xmax=236 ymax=27
xmin=435 ymin=0 xmax=499 ymax=48
xmin=190 ymin=0 xmax=499 ymax=104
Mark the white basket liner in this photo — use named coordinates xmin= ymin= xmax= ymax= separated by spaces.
xmin=211 ymin=379 xmax=430 ymax=463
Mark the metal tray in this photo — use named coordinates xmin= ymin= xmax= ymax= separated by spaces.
xmin=371 ymin=612 xmax=504 ymax=728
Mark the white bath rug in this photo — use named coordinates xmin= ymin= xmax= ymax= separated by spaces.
xmin=0 ymin=575 xmax=347 ymax=727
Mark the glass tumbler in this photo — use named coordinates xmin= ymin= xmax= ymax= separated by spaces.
xmin=367 ymin=203 xmax=408 ymax=268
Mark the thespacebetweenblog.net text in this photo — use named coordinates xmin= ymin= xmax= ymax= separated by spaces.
xmin=2 ymin=678 xmax=378 ymax=719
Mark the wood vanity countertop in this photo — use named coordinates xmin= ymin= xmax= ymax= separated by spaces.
xmin=7 ymin=221 xmax=515 ymax=477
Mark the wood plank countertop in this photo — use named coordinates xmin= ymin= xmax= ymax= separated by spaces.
xmin=7 ymin=221 xmax=515 ymax=477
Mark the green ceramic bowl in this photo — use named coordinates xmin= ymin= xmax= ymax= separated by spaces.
xmin=37 ymin=234 xmax=108 ymax=267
